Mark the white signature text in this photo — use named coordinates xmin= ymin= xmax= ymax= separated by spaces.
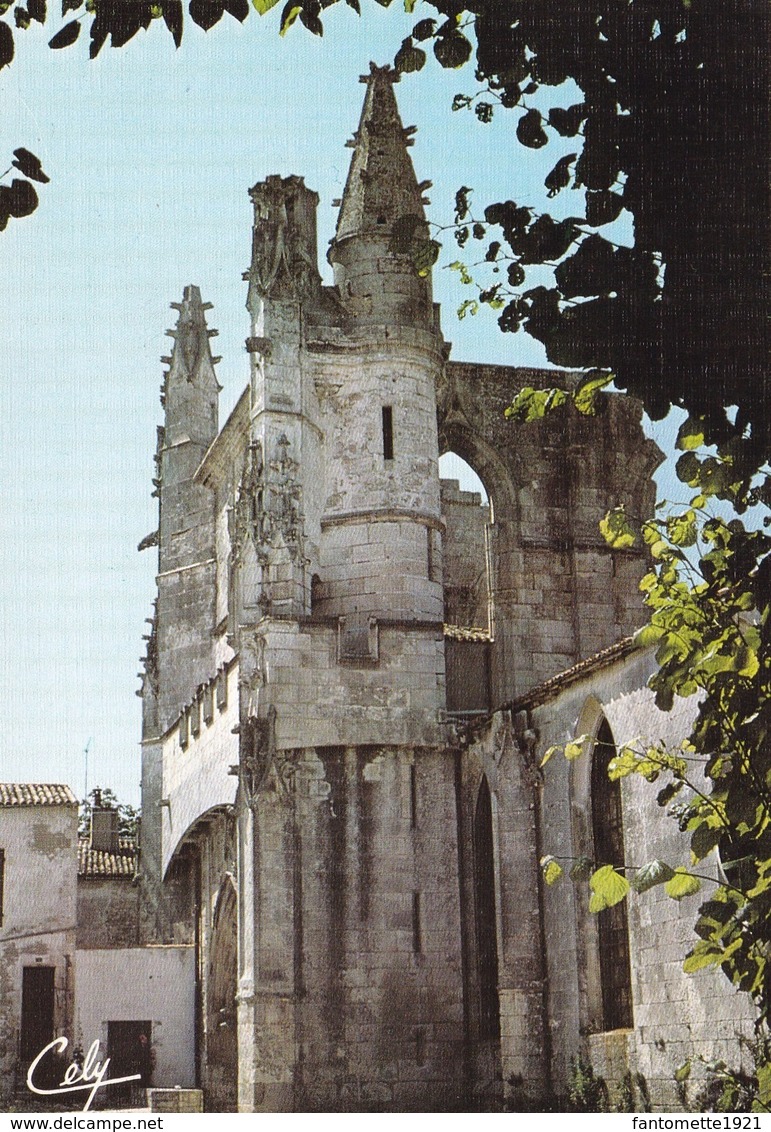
xmin=27 ymin=1037 xmax=141 ymax=1111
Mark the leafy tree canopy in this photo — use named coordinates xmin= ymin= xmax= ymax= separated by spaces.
xmin=79 ymin=785 xmax=139 ymax=839
xmin=2 ymin=0 xmax=766 ymax=467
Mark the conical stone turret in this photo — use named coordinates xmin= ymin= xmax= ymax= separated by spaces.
xmin=328 ymin=63 xmax=434 ymax=327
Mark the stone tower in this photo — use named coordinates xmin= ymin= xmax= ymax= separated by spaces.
xmin=138 ymin=64 xmax=665 ymax=1114
xmin=148 ymin=285 xmax=221 ymax=737
xmin=226 ymin=65 xmax=464 ymax=1111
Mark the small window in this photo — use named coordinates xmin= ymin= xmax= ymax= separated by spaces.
xmin=179 ymin=708 xmax=189 ymax=750
xmin=190 ymin=700 xmax=201 ymax=738
xmin=216 ymin=669 xmax=228 ymax=711
xmin=202 ymin=684 xmax=214 ymax=725
xmin=382 ymin=406 xmax=394 ymax=461
xmin=412 ymin=892 xmax=422 ymax=953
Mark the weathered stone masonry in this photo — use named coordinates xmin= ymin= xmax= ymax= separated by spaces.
xmin=134 ymin=63 xmax=752 ymax=1112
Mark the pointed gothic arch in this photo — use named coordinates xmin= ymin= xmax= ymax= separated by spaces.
xmin=206 ymin=875 xmax=238 ymax=1111
xmin=572 ymin=697 xmax=634 ymax=1033
xmin=590 ymin=716 xmax=634 ymax=1030
xmin=473 ymin=775 xmax=501 ymax=1040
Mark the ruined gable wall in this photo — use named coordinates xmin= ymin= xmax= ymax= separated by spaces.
xmin=439 ymin=362 xmax=662 ymax=707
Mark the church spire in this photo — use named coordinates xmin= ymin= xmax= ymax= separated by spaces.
xmin=162 ymin=285 xmax=221 ymax=447
xmin=328 ymin=63 xmax=434 ymax=327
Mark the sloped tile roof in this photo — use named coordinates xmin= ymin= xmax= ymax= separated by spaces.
xmin=507 ymin=636 xmax=638 ymax=711
xmin=0 ymin=783 xmax=78 ymax=807
xmin=78 ymin=838 xmax=137 ymax=878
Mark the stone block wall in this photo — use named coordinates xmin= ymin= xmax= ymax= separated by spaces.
xmin=77 ymin=879 xmax=139 ymax=949
xmin=440 ymin=478 xmax=490 ymax=631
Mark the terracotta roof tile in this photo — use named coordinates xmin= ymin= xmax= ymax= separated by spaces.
xmin=78 ymin=838 xmax=137 ymax=878
xmin=0 ymin=783 xmax=78 ymax=807
xmin=507 ymin=636 xmax=638 ymax=712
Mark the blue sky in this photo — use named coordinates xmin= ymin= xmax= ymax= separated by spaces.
xmin=0 ymin=7 xmax=679 ymax=805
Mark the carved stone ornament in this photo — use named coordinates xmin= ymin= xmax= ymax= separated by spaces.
xmin=239 ymin=704 xmax=277 ymax=808
xmin=267 ymin=433 xmax=305 ymax=563
xmin=229 ymin=434 xmax=305 ymax=567
xmin=250 ymin=182 xmax=289 ymax=299
xmin=230 ymin=441 xmax=268 ymax=567
xmin=248 ymin=178 xmax=318 ymax=300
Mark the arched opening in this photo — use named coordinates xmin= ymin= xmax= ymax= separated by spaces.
xmin=440 ymin=452 xmax=494 ymax=715
xmin=591 ymin=717 xmax=633 ymax=1031
xmin=438 ymin=452 xmax=492 ymax=634
xmin=473 ymin=776 xmax=500 ymax=1040
xmin=206 ymin=878 xmax=238 ymax=1111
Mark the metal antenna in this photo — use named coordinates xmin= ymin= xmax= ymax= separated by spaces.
xmin=83 ymin=737 xmax=92 ymax=804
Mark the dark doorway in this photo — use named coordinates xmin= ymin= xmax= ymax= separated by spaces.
xmin=106 ymin=1021 xmax=152 ymax=1107
xmin=20 ymin=966 xmax=56 ymax=1070
xmin=473 ymin=777 xmax=500 ymax=1040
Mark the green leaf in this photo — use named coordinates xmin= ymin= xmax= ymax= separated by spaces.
xmin=569 ymin=856 xmax=594 ymax=882
xmin=564 ymin=736 xmax=588 ymax=761
xmin=279 ymin=0 xmax=301 ymax=33
xmin=412 ymin=238 xmax=440 ymax=277
xmin=411 ymin=17 xmax=434 ymax=41
xmin=674 ymin=1060 xmax=692 ymax=1083
xmin=433 ymin=30 xmax=471 ymax=69
xmin=690 ymin=822 xmax=722 ymax=861
xmin=664 ymin=868 xmax=702 ymax=901
xmin=589 ymin=864 xmax=630 ymax=912
xmin=631 ymin=859 xmax=675 ymax=893
xmin=252 ymin=0 xmax=280 ymax=10
xmin=666 ymin=510 xmax=698 ymax=547
xmin=394 ymin=36 xmax=425 ymax=73
xmin=540 ymin=744 xmax=560 ymax=768
xmin=683 ymin=941 xmax=723 ymax=973
xmin=573 ymin=370 xmax=613 ymax=415
xmin=11 ymin=148 xmax=49 ymax=183
xmin=162 ymin=0 xmax=183 ymax=45
xmin=540 ymin=855 xmax=564 ymax=886
xmin=505 ymin=385 xmax=568 ymax=423
xmin=49 ymin=19 xmax=80 ymax=46
xmin=548 ymin=103 xmax=586 ymax=137
xmin=189 ymin=0 xmax=225 ymax=30
xmin=517 ymin=108 xmax=548 ymax=149
xmin=599 ymin=507 xmax=636 ymax=549
xmin=756 ymin=1062 xmax=771 ymax=1108
xmin=585 ymin=189 xmax=624 ymax=227
xmin=3 ymin=178 xmax=38 ymax=218
xmin=545 ymin=152 xmax=576 ymax=198
xmin=224 ymin=0 xmax=249 ymax=20
xmin=676 ymin=416 xmax=706 ymax=451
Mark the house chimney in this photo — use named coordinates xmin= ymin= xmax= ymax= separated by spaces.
xmin=90 ymin=805 xmax=120 ymax=854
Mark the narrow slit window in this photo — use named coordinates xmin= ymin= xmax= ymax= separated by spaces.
xmin=410 ymin=763 xmax=418 ymax=830
xmin=412 ymin=892 xmax=422 ymax=953
xmin=382 ymin=406 xmax=394 ymax=461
